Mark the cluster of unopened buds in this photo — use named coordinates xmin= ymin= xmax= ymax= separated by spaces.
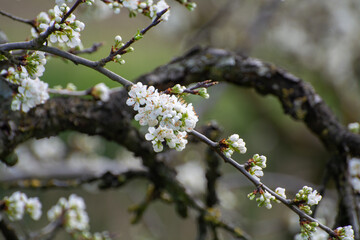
xmin=33 ymin=3 xmax=86 ymax=48
xmin=247 ymin=189 xmax=275 ymax=209
xmin=247 ymin=187 xmax=285 ymax=210
xmin=126 ymin=82 xmax=198 ymax=152
xmin=294 ymin=186 xmax=322 ymax=215
xmin=334 ymin=226 xmax=355 ymax=240
xmin=219 ymin=134 xmax=247 ymax=158
xmin=1 ymin=191 xmax=42 ymax=221
xmin=0 ymin=51 xmax=50 ymax=112
xmin=245 ymin=153 xmax=267 ymax=180
xmin=112 ymin=35 xmax=128 ymax=65
xmin=167 ymin=83 xmax=210 ymax=99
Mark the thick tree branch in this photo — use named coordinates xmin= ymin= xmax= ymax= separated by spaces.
xmin=135 ymin=46 xmax=360 ymax=158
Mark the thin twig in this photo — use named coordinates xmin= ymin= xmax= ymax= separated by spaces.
xmin=69 ymin=42 xmax=103 ymax=55
xmin=190 ymin=129 xmax=338 ymax=238
xmin=0 ymin=218 xmax=19 ymax=240
xmin=0 ymin=10 xmax=35 ymax=28
xmin=97 ymin=8 xmax=169 ymax=66
xmin=0 ymin=170 xmax=150 ymax=190
xmin=0 ymin=43 xmax=134 ymax=88
xmin=29 ymin=215 xmax=63 ymax=240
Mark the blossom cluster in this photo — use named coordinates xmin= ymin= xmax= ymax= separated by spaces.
xmin=294 ymin=186 xmax=322 ymax=215
xmin=247 ymin=189 xmax=276 ymax=209
xmin=126 ymin=82 xmax=198 ymax=152
xmin=104 ymin=0 xmax=171 ymax=21
xmin=48 ymin=194 xmax=89 ymax=232
xmin=334 ymin=225 xmax=355 ymax=240
xmin=246 ymin=154 xmax=267 ymax=181
xmin=221 ymin=134 xmax=247 ymax=158
xmin=2 ymin=191 xmax=42 ymax=221
xmin=1 ymin=51 xmax=50 ymax=112
xmin=296 ymin=221 xmax=319 ymax=240
xmin=349 ymin=157 xmax=360 ymax=193
xmin=32 ymin=4 xmax=85 ymax=48
xmin=247 ymin=187 xmax=286 ymax=209
xmin=112 ymin=35 xmax=127 ymax=65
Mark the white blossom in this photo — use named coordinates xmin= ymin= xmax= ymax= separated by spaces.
xmin=275 ymin=187 xmax=286 ymax=199
xmin=26 ymin=197 xmax=42 ymax=220
xmin=307 ymin=190 xmax=322 ymax=206
xmin=3 ymin=192 xmax=27 ymax=221
xmin=151 ymin=0 xmax=170 ymax=21
xmin=349 ymin=158 xmax=360 ymax=177
xmin=123 ymin=0 xmax=139 ymax=11
xmin=33 ymin=4 xmax=85 ymax=48
xmin=249 ymin=165 xmax=264 ymax=179
xmin=92 ymin=83 xmax=111 ymax=102
xmin=11 ymin=77 xmax=49 ymax=112
xmin=335 ymin=225 xmax=355 ymax=240
xmin=350 ymin=177 xmax=360 ymax=193
xmin=256 ymin=190 xmax=275 ymax=209
xmin=348 ymin=158 xmax=360 ymax=193
xmin=295 ymin=186 xmax=322 ymax=206
xmin=47 ymin=194 xmax=89 ymax=232
xmin=253 ymin=154 xmax=267 ymax=168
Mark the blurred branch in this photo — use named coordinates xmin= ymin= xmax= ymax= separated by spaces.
xmin=0 ymin=10 xmax=35 ymax=28
xmin=69 ymin=42 xmax=103 ymax=55
xmin=0 ymin=170 xmax=150 ymax=190
xmin=29 ymin=215 xmax=63 ymax=240
xmin=0 ymin=218 xmax=19 ymax=240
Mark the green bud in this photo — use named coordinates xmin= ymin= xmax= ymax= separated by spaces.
xmin=127 ymin=47 xmax=135 ymax=52
xmin=172 ymin=84 xmax=185 ymax=94
xmin=134 ymin=30 xmax=143 ymax=41
xmin=119 ymin=59 xmax=125 ymax=65
xmin=66 ymin=83 xmax=77 ymax=91
xmin=186 ymin=2 xmax=197 ymax=11
xmin=247 ymin=192 xmax=255 ymax=200
xmin=198 ymin=88 xmax=209 ymax=99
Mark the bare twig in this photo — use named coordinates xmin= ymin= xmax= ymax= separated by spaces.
xmin=0 ymin=170 xmax=150 ymax=190
xmin=97 ymin=8 xmax=169 ymax=66
xmin=0 ymin=10 xmax=35 ymax=28
xmin=69 ymin=42 xmax=103 ymax=55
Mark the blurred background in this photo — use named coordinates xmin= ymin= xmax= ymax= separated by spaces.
xmin=1 ymin=0 xmax=360 ymax=239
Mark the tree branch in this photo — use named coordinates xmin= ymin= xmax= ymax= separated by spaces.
xmin=1 ymin=46 xmax=359 ymax=237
